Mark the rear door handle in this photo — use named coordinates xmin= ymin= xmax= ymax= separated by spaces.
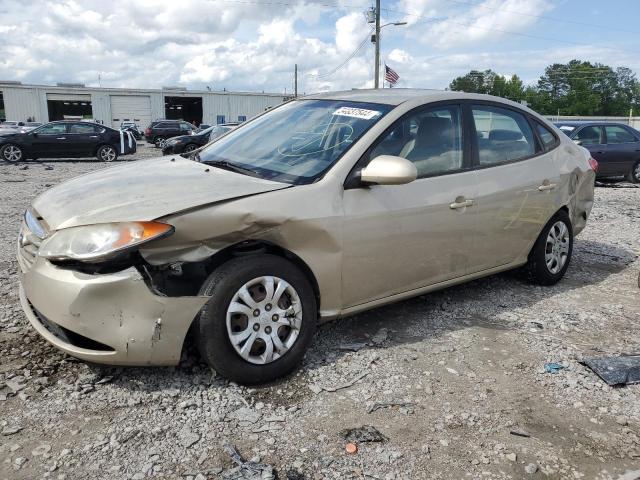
xmin=89 ymin=135 xmax=98 ymax=138
xmin=56 ymin=137 xmax=66 ymax=140
xmin=538 ymin=183 xmax=557 ymax=191
xmin=449 ymin=198 xmax=475 ymax=209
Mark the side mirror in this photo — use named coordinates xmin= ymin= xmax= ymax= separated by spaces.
xmin=360 ymin=155 xmax=417 ymax=186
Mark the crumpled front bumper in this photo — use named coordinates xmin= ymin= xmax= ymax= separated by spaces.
xmin=19 ymin=258 xmax=209 ymax=366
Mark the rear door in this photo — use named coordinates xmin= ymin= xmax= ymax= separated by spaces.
xmin=342 ymin=103 xmax=478 ymax=307
xmin=67 ymin=123 xmax=103 ymax=157
xmin=30 ymin=123 xmax=70 ymax=158
xmin=468 ymin=103 xmax=560 ymax=272
xmin=603 ymin=125 xmax=640 ymax=176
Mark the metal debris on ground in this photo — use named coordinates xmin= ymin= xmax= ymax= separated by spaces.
xmin=367 ymin=401 xmax=415 ymax=414
xmin=337 ymin=342 xmax=368 ymax=352
xmin=509 ymin=429 xmax=531 ymax=438
xmin=222 ymin=443 xmax=276 ymax=480
xmin=582 ymin=355 xmax=640 ymax=386
xmin=339 ymin=425 xmax=388 ymax=444
xmin=544 ymin=362 xmax=565 ymax=374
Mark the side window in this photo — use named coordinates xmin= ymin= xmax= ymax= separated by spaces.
xmin=36 ymin=123 xmax=67 ymax=135
xmin=605 ymin=125 xmax=637 ymax=144
xmin=369 ymin=105 xmax=463 ymax=178
xmin=574 ymin=126 xmax=604 ymax=145
xmin=472 ymin=105 xmax=536 ymax=165
xmin=534 ymin=121 xmax=558 ymax=150
xmin=69 ymin=123 xmax=98 ymax=134
xmin=179 ymin=122 xmax=192 ymax=132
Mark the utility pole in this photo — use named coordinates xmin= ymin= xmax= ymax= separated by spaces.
xmin=374 ymin=0 xmax=381 ymax=89
xmin=294 ymin=64 xmax=298 ymax=97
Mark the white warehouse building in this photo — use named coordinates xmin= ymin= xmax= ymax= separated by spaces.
xmin=0 ymin=81 xmax=291 ymax=128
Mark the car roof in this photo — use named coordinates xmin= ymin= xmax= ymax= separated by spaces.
xmin=301 ymin=88 xmax=532 ymax=107
xmin=554 ymin=121 xmax=630 ymax=127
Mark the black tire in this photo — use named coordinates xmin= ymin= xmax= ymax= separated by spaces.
xmin=184 ymin=144 xmax=198 ymax=153
xmin=525 ymin=210 xmax=573 ymax=285
xmin=154 ymin=136 xmax=165 ymax=148
xmin=97 ymin=144 xmax=118 ymax=162
xmin=196 ymin=254 xmax=317 ymax=385
xmin=626 ymin=161 xmax=640 ymax=184
xmin=1 ymin=143 xmax=24 ymax=163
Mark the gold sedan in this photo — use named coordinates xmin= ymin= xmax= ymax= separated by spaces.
xmin=18 ymin=89 xmax=595 ymax=384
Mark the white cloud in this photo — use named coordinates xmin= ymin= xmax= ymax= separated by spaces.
xmin=0 ymin=0 xmax=635 ymax=96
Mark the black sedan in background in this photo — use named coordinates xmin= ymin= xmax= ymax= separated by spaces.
xmin=555 ymin=121 xmax=640 ymax=183
xmin=0 ymin=121 xmax=134 ymax=163
xmin=162 ymin=123 xmax=238 ymax=155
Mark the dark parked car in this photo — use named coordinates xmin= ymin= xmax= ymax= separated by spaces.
xmin=555 ymin=121 xmax=640 ymax=183
xmin=162 ymin=123 xmax=239 ymax=155
xmin=144 ymin=120 xmax=195 ymax=148
xmin=0 ymin=120 xmax=135 ymax=163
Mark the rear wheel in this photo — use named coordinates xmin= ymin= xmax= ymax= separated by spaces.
xmin=97 ymin=144 xmax=117 ymax=162
xmin=626 ymin=161 xmax=640 ymax=184
xmin=196 ymin=255 xmax=317 ymax=384
xmin=1 ymin=144 xmax=23 ymax=163
xmin=184 ymin=144 xmax=198 ymax=153
xmin=154 ymin=137 xmax=166 ymax=148
xmin=525 ymin=210 xmax=573 ymax=285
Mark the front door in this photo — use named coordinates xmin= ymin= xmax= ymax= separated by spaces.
xmin=30 ymin=123 xmax=69 ymax=158
xmin=467 ymin=104 xmax=560 ymax=271
xmin=573 ymin=125 xmax=609 ymax=174
xmin=341 ymin=104 xmax=477 ymax=308
xmin=603 ymin=124 xmax=640 ymax=176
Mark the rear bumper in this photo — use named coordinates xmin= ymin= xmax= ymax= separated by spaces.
xmin=19 ymin=258 xmax=209 ymax=366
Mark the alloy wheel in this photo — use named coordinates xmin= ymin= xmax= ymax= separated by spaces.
xmin=226 ymin=276 xmax=302 ymax=365
xmin=3 ymin=145 xmax=22 ymax=162
xmin=100 ymin=146 xmax=116 ymax=162
xmin=634 ymin=162 xmax=640 ymax=182
xmin=545 ymin=221 xmax=570 ymax=274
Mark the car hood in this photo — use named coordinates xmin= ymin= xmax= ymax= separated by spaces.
xmin=32 ymin=156 xmax=290 ymax=230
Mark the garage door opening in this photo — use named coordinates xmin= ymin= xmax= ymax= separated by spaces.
xmin=164 ymin=96 xmax=202 ymax=126
xmin=47 ymin=94 xmax=92 ymax=121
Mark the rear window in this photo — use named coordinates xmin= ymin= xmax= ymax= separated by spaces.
xmin=534 ymin=122 xmax=557 ymax=150
xmin=605 ymin=125 xmax=637 ymax=144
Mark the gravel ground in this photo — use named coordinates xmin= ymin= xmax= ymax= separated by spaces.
xmin=1 ymin=144 xmax=639 ymax=480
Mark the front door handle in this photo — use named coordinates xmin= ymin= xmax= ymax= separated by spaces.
xmin=56 ymin=137 xmax=66 ymax=140
xmin=89 ymin=135 xmax=98 ymax=138
xmin=449 ymin=198 xmax=475 ymax=209
xmin=538 ymin=183 xmax=557 ymax=191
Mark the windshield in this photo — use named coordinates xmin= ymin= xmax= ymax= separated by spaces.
xmin=197 ymin=99 xmax=392 ymax=184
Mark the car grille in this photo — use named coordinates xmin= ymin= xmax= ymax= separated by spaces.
xmin=18 ymin=210 xmax=47 ymax=272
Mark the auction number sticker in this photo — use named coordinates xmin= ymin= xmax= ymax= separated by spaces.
xmin=559 ymin=125 xmax=575 ymax=131
xmin=333 ymin=107 xmax=381 ymax=120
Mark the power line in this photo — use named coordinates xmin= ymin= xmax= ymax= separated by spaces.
xmin=309 ymin=29 xmax=374 ymax=79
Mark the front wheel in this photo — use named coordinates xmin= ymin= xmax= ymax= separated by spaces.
xmin=627 ymin=161 xmax=640 ymax=184
xmin=97 ymin=145 xmax=118 ymax=162
xmin=196 ymin=255 xmax=317 ymax=384
xmin=154 ymin=137 xmax=166 ymax=148
xmin=525 ymin=210 xmax=573 ymax=285
xmin=1 ymin=144 xmax=24 ymax=163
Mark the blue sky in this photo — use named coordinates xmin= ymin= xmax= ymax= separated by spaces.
xmin=0 ymin=0 xmax=638 ymax=93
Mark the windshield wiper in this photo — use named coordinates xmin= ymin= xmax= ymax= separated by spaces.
xmin=206 ymin=159 xmax=260 ymax=177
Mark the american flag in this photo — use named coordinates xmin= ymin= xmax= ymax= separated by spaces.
xmin=385 ymin=64 xmax=399 ymax=86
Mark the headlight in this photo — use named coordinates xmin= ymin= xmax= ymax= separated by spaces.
xmin=39 ymin=221 xmax=174 ymax=262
